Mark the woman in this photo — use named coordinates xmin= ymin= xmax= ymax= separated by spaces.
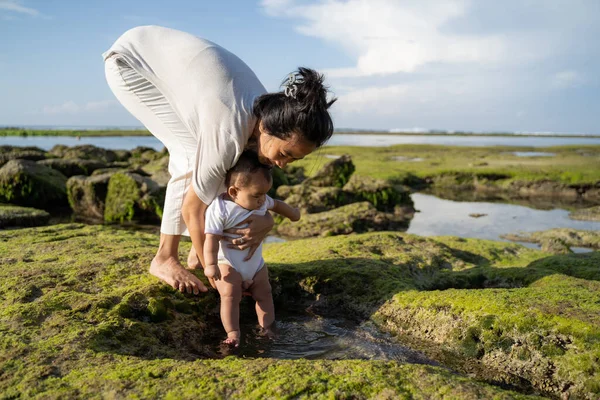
xmin=103 ymin=26 xmax=335 ymax=294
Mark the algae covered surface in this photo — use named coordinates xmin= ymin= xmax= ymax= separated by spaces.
xmin=1 ymin=224 xmax=598 ymax=398
xmin=295 ymin=144 xmax=600 ymax=186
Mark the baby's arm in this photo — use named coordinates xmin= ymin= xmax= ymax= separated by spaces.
xmin=270 ymin=199 xmax=301 ymax=222
xmin=203 ymin=233 xmax=222 ymax=280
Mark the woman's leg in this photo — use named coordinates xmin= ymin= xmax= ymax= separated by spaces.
xmin=104 ymin=56 xmax=206 ymax=294
xmin=215 ymin=264 xmax=243 ymax=346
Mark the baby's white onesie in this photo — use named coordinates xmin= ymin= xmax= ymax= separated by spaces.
xmin=204 ymin=194 xmax=275 ymax=281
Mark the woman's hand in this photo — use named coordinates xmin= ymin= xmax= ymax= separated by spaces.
xmin=224 ymin=212 xmax=274 ymax=260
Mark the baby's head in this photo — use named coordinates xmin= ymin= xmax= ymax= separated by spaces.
xmin=225 ymin=150 xmax=273 ymax=210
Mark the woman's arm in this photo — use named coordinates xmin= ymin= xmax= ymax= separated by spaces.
xmin=182 ymin=184 xmax=209 ymax=268
xmin=224 ymin=212 xmax=274 ymax=261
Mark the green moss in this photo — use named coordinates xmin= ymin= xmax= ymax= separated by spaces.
xmin=1 ymin=225 xmax=597 ymax=398
xmin=0 ymin=204 xmax=50 ymax=228
xmin=293 ymin=144 xmax=600 ymax=186
xmin=0 ymin=160 xmax=68 ymax=209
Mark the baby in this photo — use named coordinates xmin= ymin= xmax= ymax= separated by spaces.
xmin=203 ymin=150 xmax=300 ymax=347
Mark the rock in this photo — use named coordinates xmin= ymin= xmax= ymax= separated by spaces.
xmin=56 ymin=145 xmax=118 ymax=163
xmin=469 ymin=213 xmax=487 ymax=218
xmin=67 ymin=173 xmax=113 ymax=220
xmin=129 ymin=146 xmax=163 ymax=167
xmin=104 ymin=172 xmax=165 ymax=223
xmin=569 ymin=205 xmax=600 ymax=222
xmin=113 ymin=149 xmax=132 ymax=162
xmin=0 ymin=145 xmax=47 ymax=167
xmin=276 ymin=185 xmax=349 ymax=213
xmin=48 ymin=144 xmax=69 ymax=158
xmin=38 ymin=158 xmax=107 ymax=177
xmin=0 ymin=204 xmax=50 ymax=228
xmin=501 ymin=228 xmax=600 ymax=250
xmin=140 ymin=156 xmax=170 ymax=186
xmin=276 ymin=201 xmax=410 ymax=238
xmin=0 ymin=159 xmax=68 ymax=209
xmin=302 ymin=154 xmax=354 ymax=188
xmin=342 ymin=175 xmax=413 ymax=212
xmin=540 ymin=238 xmax=573 ymax=254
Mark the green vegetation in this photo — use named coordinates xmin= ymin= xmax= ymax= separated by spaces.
xmin=0 ymin=224 xmax=551 ymax=399
xmin=0 ymin=128 xmax=151 ymax=137
xmin=295 ymin=144 xmax=600 ymax=185
xmin=2 ymin=224 xmax=599 ymax=398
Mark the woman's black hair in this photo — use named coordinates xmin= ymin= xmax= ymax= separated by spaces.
xmin=253 ymin=67 xmax=337 ymax=148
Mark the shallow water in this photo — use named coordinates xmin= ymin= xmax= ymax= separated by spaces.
xmin=4 ymin=133 xmax=600 ymax=150
xmin=220 ymin=314 xmax=438 ymax=365
xmin=407 ymin=193 xmax=600 ymax=251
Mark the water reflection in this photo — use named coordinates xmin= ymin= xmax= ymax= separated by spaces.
xmin=232 ymin=314 xmax=437 ymax=364
xmin=407 ymin=193 xmax=600 ymax=250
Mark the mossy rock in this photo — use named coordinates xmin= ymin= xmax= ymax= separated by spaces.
xmin=58 ymin=144 xmax=118 ymax=163
xmin=0 ymin=224 xmax=549 ymax=398
xmin=113 ymin=149 xmax=132 ymax=162
xmin=302 ymin=154 xmax=355 ymax=188
xmin=48 ymin=144 xmax=70 ymax=158
xmin=67 ymin=173 xmax=113 ymax=220
xmin=276 ymin=184 xmax=350 ymax=213
xmin=37 ymin=158 xmax=107 ymax=177
xmin=501 ymin=228 xmax=600 ymax=251
xmin=0 ymin=145 xmax=47 ymax=167
xmin=140 ymin=155 xmax=170 ymax=186
xmin=0 ymin=204 xmax=50 ymax=228
xmin=129 ymin=146 xmax=164 ymax=167
xmin=569 ymin=205 xmax=600 ymax=222
xmin=277 ymin=201 xmax=410 ymax=238
xmin=343 ymin=175 xmax=414 ymax=211
xmin=104 ymin=172 xmax=165 ymax=223
xmin=0 ymin=159 xmax=68 ymax=209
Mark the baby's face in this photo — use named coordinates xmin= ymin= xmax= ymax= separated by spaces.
xmin=231 ymin=173 xmax=272 ymax=210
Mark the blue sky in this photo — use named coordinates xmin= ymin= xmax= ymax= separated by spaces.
xmin=1 ymin=0 xmax=599 ymax=133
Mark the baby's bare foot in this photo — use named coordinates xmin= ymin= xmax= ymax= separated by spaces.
xmin=223 ymin=330 xmax=240 ymax=347
xmin=260 ymin=325 xmax=276 ymax=340
xmin=150 ymin=256 xmax=207 ymax=295
xmin=187 ymin=247 xmax=202 ymax=270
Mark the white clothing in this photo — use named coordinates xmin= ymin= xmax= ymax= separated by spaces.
xmin=205 ymin=194 xmax=275 ymax=281
xmin=103 ymin=26 xmax=266 ymax=234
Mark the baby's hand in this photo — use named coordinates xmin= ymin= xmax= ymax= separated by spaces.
xmin=290 ymin=207 xmax=301 ymax=222
xmin=204 ymin=264 xmax=221 ymax=281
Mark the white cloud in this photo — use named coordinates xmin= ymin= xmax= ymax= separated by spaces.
xmin=42 ymin=100 xmax=117 ymax=115
xmin=263 ymin=0 xmax=509 ymax=77
xmin=262 ymin=0 xmax=598 ymax=131
xmin=0 ymin=0 xmax=39 ymax=16
xmin=551 ymin=70 xmax=585 ymax=89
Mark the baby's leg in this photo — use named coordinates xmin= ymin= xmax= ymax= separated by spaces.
xmin=214 ymin=264 xmax=243 ymax=346
xmin=249 ymin=265 xmax=274 ymax=336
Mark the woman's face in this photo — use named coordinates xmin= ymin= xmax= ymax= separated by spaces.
xmin=256 ymin=123 xmax=317 ymax=168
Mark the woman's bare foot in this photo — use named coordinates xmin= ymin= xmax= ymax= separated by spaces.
xmin=223 ymin=330 xmax=240 ymax=347
xmin=187 ymin=247 xmax=202 ymax=270
xmin=150 ymin=256 xmax=208 ymax=295
xmin=242 ymin=279 xmax=254 ymax=290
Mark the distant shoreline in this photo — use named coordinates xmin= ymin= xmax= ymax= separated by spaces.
xmin=1 ymin=127 xmax=600 ymax=139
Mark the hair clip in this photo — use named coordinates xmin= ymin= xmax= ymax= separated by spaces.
xmin=283 ymin=73 xmax=301 ymax=99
